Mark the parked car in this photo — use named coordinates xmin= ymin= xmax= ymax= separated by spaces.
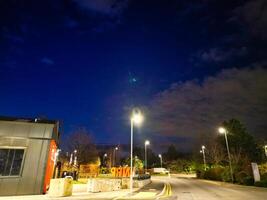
xmin=152 ymin=168 xmax=170 ymax=174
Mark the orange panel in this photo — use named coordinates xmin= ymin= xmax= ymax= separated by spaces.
xmin=43 ymin=140 xmax=57 ymax=193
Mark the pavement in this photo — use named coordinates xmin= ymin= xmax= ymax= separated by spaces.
xmin=166 ymin=174 xmax=267 ymax=200
xmin=0 ymin=180 xmax=164 ymax=200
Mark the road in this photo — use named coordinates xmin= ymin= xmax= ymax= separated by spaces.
xmin=151 ymin=175 xmax=267 ymax=200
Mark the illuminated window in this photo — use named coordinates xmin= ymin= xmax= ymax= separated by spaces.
xmin=0 ymin=148 xmax=25 ymax=176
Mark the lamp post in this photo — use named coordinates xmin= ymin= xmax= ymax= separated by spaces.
xmin=218 ymin=127 xmax=234 ymax=183
xmin=158 ymin=154 xmax=162 ymax=168
xmin=113 ymin=147 xmax=118 ymax=167
xmin=130 ymin=110 xmax=144 ymax=194
xmin=73 ymin=149 xmax=77 ymax=166
xmin=103 ymin=153 xmax=107 ymax=167
xmin=144 ymin=140 xmax=150 ymax=173
xmin=200 ymin=145 xmax=206 ymax=170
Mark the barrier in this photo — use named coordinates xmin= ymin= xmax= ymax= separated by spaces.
xmin=48 ymin=177 xmax=73 ymax=197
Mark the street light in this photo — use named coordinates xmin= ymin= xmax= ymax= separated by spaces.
xmin=103 ymin=153 xmax=107 ymax=167
xmin=130 ymin=110 xmax=144 ymax=193
xmin=144 ymin=140 xmax=150 ymax=173
xmin=200 ymin=145 xmax=206 ymax=170
xmin=218 ymin=127 xmax=234 ymax=183
xmin=158 ymin=154 xmax=162 ymax=168
xmin=113 ymin=147 xmax=118 ymax=167
xmin=73 ymin=149 xmax=78 ymax=166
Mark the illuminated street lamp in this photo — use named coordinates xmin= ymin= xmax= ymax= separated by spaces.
xmin=144 ymin=140 xmax=150 ymax=173
xmin=73 ymin=149 xmax=78 ymax=166
xmin=103 ymin=153 xmax=107 ymax=167
xmin=200 ymin=145 xmax=206 ymax=170
xmin=218 ymin=127 xmax=234 ymax=183
xmin=158 ymin=154 xmax=162 ymax=168
xmin=130 ymin=109 xmax=144 ymax=193
xmin=113 ymin=147 xmax=118 ymax=167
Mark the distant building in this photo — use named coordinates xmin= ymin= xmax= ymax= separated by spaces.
xmin=0 ymin=116 xmax=60 ymax=196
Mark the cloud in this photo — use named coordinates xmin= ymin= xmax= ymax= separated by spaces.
xmin=73 ymin=0 xmax=130 ymax=16
xmin=198 ymin=47 xmax=247 ymax=63
xmin=148 ymin=67 xmax=267 ymax=140
xmin=41 ymin=57 xmax=55 ymax=65
xmin=233 ymin=0 xmax=267 ymax=40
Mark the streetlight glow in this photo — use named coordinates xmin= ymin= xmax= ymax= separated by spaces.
xmin=145 ymin=140 xmax=150 ymax=146
xmin=131 ymin=111 xmax=144 ymax=125
xmin=158 ymin=154 xmax=162 ymax=168
xmin=218 ymin=127 xmax=226 ymax=134
xmin=202 ymin=145 xmax=205 ymax=149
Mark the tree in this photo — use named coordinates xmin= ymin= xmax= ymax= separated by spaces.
xmin=221 ymin=119 xmax=263 ymax=163
xmin=163 ymin=145 xmax=179 ymax=161
xmin=66 ymin=128 xmax=98 ymax=165
xmin=206 ymin=138 xmax=226 ymax=166
xmin=122 ymin=156 xmax=144 ymax=171
xmin=132 ymin=146 xmax=158 ymax=168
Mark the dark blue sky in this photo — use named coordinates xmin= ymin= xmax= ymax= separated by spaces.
xmin=1 ymin=0 xmax=267 ymax=148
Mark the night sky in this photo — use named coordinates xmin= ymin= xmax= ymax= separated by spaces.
xmin=1 ymin=0 xmax=267 ymax=150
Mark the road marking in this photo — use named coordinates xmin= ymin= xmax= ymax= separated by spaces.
xmin=156 ymin=182 xmax=172 ymax=199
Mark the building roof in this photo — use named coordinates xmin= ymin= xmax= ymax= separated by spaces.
xmin=0 ymin=116 xmax=58 ymax=125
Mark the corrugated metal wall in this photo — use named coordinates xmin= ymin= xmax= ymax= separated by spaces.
xmin=0 ymin=120 xmax=55 ymax=196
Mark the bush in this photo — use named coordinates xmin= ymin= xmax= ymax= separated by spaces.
xmin=260 ymin=173 xmax=267 ymax=180
xmin=133 ymin=174 xmax=151 ymax=180
xmin=235 ymin=171 xmax=254 ymax=185
xmin=243 ymin=176 xmax=254 ymax=186
xmin=221 ymin=167 xmax=232 ymax=182
xmin=100 ymin=167 xmax=110 ymax=174
xmin=254 ymin=180 xmax=267 ymax=187
xmin=203 ymin=167 xmax=224 ymax=181
xmin=196 ymin=170 xmax=205 ymax=179
xmin=258 ymin=163 xmax=267 ymax=175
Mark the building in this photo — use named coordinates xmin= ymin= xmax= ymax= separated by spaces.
xmin=0 ymin=116 xmax=60 ymax=196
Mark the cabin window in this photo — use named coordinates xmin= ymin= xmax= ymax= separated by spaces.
xmin=0 ymin=148 xmax=25 ymax=176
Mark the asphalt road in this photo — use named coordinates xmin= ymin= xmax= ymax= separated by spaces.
xmin=152 ymin=175 xmax=267 ymax=200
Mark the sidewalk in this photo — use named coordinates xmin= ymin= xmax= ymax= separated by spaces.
xmin=0 ymin=188 xmax=140 ymax=200
xmin=115 ymin=177 xmax=167 ymax=200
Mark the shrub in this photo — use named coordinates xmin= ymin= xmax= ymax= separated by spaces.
xmin=221 ymin=167 xmax=232 ymax=182
xmin=203 ymin=167 xmax=224 ymax=181
xmin=260 ymin=173 xmax=267 ymax=180
xmin=258 ymin=163 xmax=267 ymax=175
xmin=100 ymin=167 xmax=110 ymax=174
xmin=235 ymin=171 xmax=253 ymax=185
xmin=133 ymin=174 xmax=151 ymax=180
xmin=196 ymin=170 xmax=205 ymax=179
xmin=254 ymin=180 xmax=267 ymax=187
xmin=243 ymin=176 xmax=254 ymax=186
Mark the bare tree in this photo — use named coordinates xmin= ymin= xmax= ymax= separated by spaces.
xmin=66 ymin=128 xmax=98 ymax=165
xmin=207 ymin=142 xmax=226 ymax=166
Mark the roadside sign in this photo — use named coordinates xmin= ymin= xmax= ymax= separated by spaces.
xmin=251 ymin=163 xmax=261 ymax=182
